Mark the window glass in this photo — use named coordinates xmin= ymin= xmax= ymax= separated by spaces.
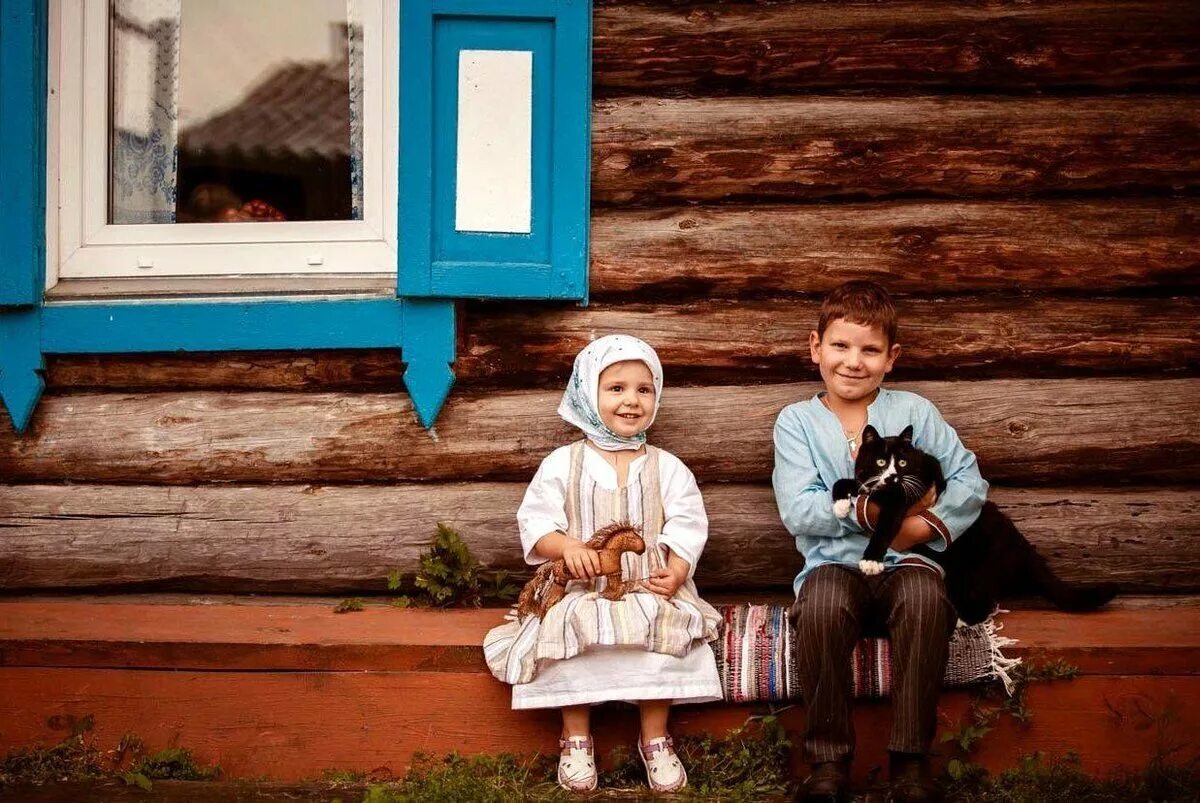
xmin=110 ymin=0 xmax=364 ymax=225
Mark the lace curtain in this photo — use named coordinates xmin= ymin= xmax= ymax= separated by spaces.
xmin=347 ymin=0 xmax=365 ymax=220
xmin=111 ymin=0 xmax=181 ymax=224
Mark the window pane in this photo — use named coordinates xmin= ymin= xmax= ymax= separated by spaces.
xmin=110 ymin=0 xmax=364 ymax=225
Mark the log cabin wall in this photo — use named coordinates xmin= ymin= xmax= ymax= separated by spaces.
xmin=2 ymin=0 xmax=1198 ymax=596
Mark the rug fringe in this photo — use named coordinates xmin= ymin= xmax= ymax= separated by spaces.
xmin=982 ymin=609 xmax=1022 ymax=695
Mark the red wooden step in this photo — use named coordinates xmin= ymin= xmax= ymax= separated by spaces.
xmin=0 ymin=595 xmax=1196 ymax=785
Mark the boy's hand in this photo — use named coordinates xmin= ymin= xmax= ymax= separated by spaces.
xmin=906 ymin=486 xmax=938 ymax=518
xmin=562 ymin=541 xmax=602 ymax=580
xmin=643 ymin=554 xmax=690 ymax=598
xmin=890 ymin=516 xmax=938 ymax=552
xmin=865 ymin=486 xmax=938 ymax=529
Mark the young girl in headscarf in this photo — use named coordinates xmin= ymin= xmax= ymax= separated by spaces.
xmin=484 ymin=335 xmax=722 ymax=793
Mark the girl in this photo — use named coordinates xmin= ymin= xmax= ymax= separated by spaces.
xmin=484 ymin=335 xmax=722 ymax=793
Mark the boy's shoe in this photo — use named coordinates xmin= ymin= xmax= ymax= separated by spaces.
xmin=796 ymin=759 xmax=851 ymax=803
xmin=639 ymin=735 xmax=687 ymax=792
xmin=887 ymin=752 xmax=944 ymax=803
xmin=557 ymin=735 xmax=597 ymax=792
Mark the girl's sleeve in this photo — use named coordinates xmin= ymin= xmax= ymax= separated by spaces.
xmin=657 ymin=452 xmax=708 ymax=580
xmin=913 ymin=400 xmax=989 ymax=551
xmin=517 ymin=450 xmax=570 ymax=566
xmin=772 ymin=407 xmax=858 ymax=539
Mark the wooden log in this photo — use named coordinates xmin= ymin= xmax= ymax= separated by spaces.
xmin=461 ymin=296 xmax=1200 ymax=384
xmin=593 ymin=0 xmax=1200 ymax=95
xmin=0 ymin=485 xmax=1194 ymax=593
xmin=590 ymin=199 xmax=1200 ymax=298
xmin=45 ymin=291 xmax=1200 ymax=395
xmin=0 ymin=379 xmax=1195 ymax=485
xmin=0 ymin=667 xmax=1195 ymax=783
xmin=592 ymin=96 xmax=1200 ymax=204
xmin=45 ymin=350 xmax=406 ymax=393
xmin=40 ymin=198 xmax=1200 ymax=393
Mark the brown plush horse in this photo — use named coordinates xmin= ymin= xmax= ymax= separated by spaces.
xmin=515 ymin=522 xmax=647 ymax=622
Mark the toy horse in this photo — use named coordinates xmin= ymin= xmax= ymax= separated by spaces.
xmin=515 ymin=522 xmax=647 ymax=622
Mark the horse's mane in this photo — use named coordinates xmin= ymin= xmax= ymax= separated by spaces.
xmin=586 ymin=521 xmax=640 ymax=549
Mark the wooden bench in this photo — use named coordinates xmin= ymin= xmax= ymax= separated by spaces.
xmin=1 ymin=594 xmax=1197 ymax=785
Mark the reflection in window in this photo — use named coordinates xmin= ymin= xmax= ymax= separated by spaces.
xmin=110 ymin=0 xmax=364 ymax=225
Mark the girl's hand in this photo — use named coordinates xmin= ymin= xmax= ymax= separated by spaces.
xmin=643 ymin=555 xmax=689 ymax=598
xmin=561 ymin=541 xmax=602 ymax=580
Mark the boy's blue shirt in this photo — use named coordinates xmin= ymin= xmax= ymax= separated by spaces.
xmin=773 ymin=386 xmax=989 ymax=595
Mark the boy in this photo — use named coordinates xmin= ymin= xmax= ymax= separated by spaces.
xmin=772 ymin=281 xmax=988 ymax=803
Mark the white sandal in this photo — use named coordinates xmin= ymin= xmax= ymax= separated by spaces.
xmin=557 ymin=735 xmax=597 ymax=792
xmin=639 ymin=735 xmax=687 ymax=792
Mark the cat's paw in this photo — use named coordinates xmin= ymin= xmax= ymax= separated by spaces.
xmin=858 ymin=560 xmax=885 ymax=576
xmin=832 ymin=498 xmax=852 ymax=519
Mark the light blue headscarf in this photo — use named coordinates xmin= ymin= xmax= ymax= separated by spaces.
xmin=557 ymin=335 xmax=664 ymax=452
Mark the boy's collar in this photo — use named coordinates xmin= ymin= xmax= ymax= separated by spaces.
xmin=814 ymin=386 xmax=888 ymax=409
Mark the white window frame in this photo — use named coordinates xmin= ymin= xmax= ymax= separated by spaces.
xmin=47 ymin=0 xmax=398 ymax=287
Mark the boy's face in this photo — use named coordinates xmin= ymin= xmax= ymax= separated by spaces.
xmin=597 ymin=360 xmax=657 ymax=438
xmin=809 ymin=318 xmax=900 ymax=405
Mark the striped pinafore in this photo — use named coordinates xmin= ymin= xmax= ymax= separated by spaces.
xmin=485 ymin=442 xmax=722 ymax=704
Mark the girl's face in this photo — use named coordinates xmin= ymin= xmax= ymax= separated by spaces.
xmin=597 ymin=360 xmax=656 ymax=438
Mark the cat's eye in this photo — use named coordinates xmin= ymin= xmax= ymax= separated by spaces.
xmin=876 ymin=459 xmax=886 ymax=467
xmin=898 ymin=460 xmax=907 ymax=467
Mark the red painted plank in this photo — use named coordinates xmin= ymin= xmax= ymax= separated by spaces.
xmin=1 ymin=597 xmax=1196 ymax=675
xmin=0 ymin=670 xmax=1194 ymax=784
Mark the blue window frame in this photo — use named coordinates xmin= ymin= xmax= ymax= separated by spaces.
xmin=0 ymin=0 xmax=591 ymax=434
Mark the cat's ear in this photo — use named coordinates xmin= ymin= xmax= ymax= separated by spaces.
xmin=899 ymin=424 xmax=914 ymax=443
xmin=861 ymin=425 xmax=881 ymax=444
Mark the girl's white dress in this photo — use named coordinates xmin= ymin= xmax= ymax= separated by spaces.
xmin=484 ymin=442 xmax=723 ymax=709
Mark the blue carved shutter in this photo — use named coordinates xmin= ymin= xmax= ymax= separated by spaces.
xmin=0 ymin=0 xmax=47 ymax=305
xmin=398 ymin=0 xmax=590 ymax=301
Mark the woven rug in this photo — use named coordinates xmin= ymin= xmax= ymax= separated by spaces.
xmin=711 ymin=604 xmax=1020 ymax=703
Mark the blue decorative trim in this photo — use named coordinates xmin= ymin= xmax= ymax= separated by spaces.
xmin=0 ymin=298 xmax=456 ymax=433
xmin=42 ymin=299 xmax=408 ymax=353
xmin=0 ymin=308 xmax=46 ymax=433
xmin=400 ymin=0 xmax=591 ymax=301
xmin=400 ymin=300 xmax=457 ymax=428
xmin=0 ymin=0 xmax=47 ymax=304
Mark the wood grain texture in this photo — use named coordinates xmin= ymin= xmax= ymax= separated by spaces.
xmin=0 ymin=668 xmax=1194 ymax=783
xmin=1 ymin=596 xmax=1196 ymax=677
xmin=1 ymin=485 xmax=1194 ymax=593
xmin=590 ymin=199 xmax=1200 ymax=298
xmin=45 ymin=350 xmax=406 ymax=392
xmin=592 ymin=96 xmax=1200 ymax=204
xmin=39 ymin=295 xmax=1200 ymax=392
xmin=461 ymin=296 xmax=1200 ymax=384
xmin=593 ymin=0 xmax=1200 ymax=95
xmin=1 ymin=380 xmax=1196 ymax=484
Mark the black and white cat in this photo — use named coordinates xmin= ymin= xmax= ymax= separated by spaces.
xmin=831 ymin=425 xmax=1119 ymax=624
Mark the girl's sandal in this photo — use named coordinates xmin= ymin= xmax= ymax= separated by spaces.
xmin=558 ymin=736 xmax=597 ymax=792
xmin=639 ymin=735 xmax=687 ymax=792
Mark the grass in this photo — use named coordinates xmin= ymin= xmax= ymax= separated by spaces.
xmin=3 ymin=711 xmax=1197 ymax=801
xmin=944 ymin=752 xmax=1200 ymax=803
xmin=360 ymin=712 xmax=792 ymax=802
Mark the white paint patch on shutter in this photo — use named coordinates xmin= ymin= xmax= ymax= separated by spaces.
xmin=455 ymin=49 xmax=533 ymax=235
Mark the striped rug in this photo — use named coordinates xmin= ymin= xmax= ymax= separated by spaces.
xmin=712 ymin=604 xmax=1020 ymax=703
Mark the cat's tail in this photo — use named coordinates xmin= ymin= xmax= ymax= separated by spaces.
xmin=1028 ymin=550 xmax=1119 ymax=613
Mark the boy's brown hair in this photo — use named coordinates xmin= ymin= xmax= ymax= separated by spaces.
xmin=817 ymin=280 xmax=899 ymax=345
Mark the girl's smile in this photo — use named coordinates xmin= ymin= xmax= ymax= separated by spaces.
xmin=597 ymin=360 xmax=657 ymax=438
